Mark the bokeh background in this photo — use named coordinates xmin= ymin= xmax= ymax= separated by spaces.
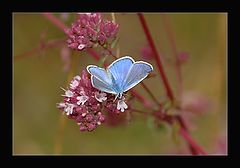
xmin=13 ymin=13 xmax=227 ymax=155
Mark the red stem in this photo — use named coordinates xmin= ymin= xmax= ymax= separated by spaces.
xmin=160 ymin=14 xmax=179 ymax=62
xmin=140 ymin=82 xmax=161 ymax=106
xmin=86 ymin=48 xmax=101 ymax=61
xmin=175 ymin=115 xmax=207 ymax=155
xmin=14 ymin=39 xmax=66 ymax=62
xmin=179 ymin=128 xmax=207 ymax=155
xmin=137 ymin=13 xmax=174 ymax=102
xmin=159 ymin=14 xmax=207 ymax=155
xmin=130 ymin=90 xmax=152 ymax=108
xmin=160 ymin=14 xmax=183 ymax=98
xmin=42 ymin=13 xmax=68 ymax=32
xmin=138 ymin=13 xmax=207 ymax=155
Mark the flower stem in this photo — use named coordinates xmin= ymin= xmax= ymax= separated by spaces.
xmin=86 ymin=48 xmax=101 ymax=60
xmin=137 ymin=13 xmax=174 ymax=102
xmin=110 ymin=13 xmax=120 ymax=58
xmin=140 ymin=82 xmax=161 ymax=106
xmin=106 ymin=47 xmax=118 ymax=59
xmin=54 ymin=70 xmax=74 ymax=154
xmin=132 ymin=108 xmax=207 ymax=155
xmin=14 ymin=39 xmax=66 ymax=62
xmin=160 ymin=14 xmax=183 ymax=98
xmin=130 ymin=89 xmax=153 ymax=109
xmin=54 ymin=115 xmax=66 ymax=154
xmin=174 ymin=115 xmax=207 ymax=155
xmin=179 ymin=128 xmax=207 ymax=155
xmin=111 ymin=13 xmax=116 ymax=24
xmin=42 ymin=13 xmax=68 ymax=32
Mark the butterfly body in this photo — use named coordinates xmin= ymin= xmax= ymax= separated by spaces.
xmin=87 ymin=56 xmax=153 ymax=99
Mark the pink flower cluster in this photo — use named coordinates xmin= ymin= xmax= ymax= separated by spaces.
xmin=57 ymin=70 xmax=126 ymax=132
xmin=66 ymin=13 xmax=119 ymax=51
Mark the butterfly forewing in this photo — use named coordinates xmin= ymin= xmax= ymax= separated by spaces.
xmin=108 ymin=56 xmax=134 ymax=91
xmin=123 ymin=61 xmax=153 ymax=92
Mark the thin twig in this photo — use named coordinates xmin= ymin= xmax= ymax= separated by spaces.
xmin=86 ymin=48 xmax=101 ymax=60
xmin=54 ymin=70 xmax=74 ymax=154
xmin=42 ymin=13 xmax=68 ymax=32
xmin=14 ymin=39 xmax=66 ymax=62
xmin=179 ymin=128 xmax=207 ymax=155
xmin=101 ymin=45 xmax=118 ymax=59
xmin=140 ymin=82 xmax=161 ymax=106
xmin=174 ymin=115 xmax=207 ymax=155
xmin=160 ymin=14 xmax=183 ymax=98
xmin=54 ymin=115 xmax=66 ymax=154
xmin=137 ymin=13 xmax=174 ymax=102
xmin=110 ymin=13 xmax=120 ymax=58
xmin=111 ymin=13 xmax=116 ymax=24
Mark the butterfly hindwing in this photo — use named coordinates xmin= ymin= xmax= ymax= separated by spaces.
xmin=87 ymin=65 xmax=117 ymax=94
xmin=87 ymin=65 xmax=112 ymax=85
xmin=91 ymin=76 xmax=117 ymax=94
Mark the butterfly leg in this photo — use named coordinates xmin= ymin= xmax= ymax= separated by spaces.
xmin=114 ymin=93 xmax=119 ymax=102
xmin=119 ymin=93 xmax=123 ymax=99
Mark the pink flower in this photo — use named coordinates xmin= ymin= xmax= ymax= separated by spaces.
xmin=57 ymin=69 xmax=128 ymax=132
xmin=117 ymin=99 xmax=128 ymax=112
xmin=140 ymin=44 xmax=153 ymax=60
xmin=178 ymin=52 xmax=189 ymax=63
xmin=95 ymin=92 xmax=107 ymax=102
xmin=100 ymin=21 xmax=119 ymax=38
xmin=66 ymin=13 xmax=119 ymax=51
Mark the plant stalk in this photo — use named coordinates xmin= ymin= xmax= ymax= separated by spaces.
xmin=137 ymin=13 xmax=174 ymax=102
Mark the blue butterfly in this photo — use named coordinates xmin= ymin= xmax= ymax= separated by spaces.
xmin=86 ymin=56 xmax=153 ymax=99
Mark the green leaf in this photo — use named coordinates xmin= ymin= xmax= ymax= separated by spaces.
xmin=111 ymin=37 xmax=120 ymax=49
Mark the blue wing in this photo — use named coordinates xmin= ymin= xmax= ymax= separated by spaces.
xmin=87 ymin=65 xmax=117 ymax=94
xmin=91 ymin=76 xmax=117 ymax=94
xmin=87 ymin=65 xmax=112 ymax=85
xmin=123 ymin=61 xmax=153 ymax=92
xmin=107 ymin=56 xmax=134 ymax=91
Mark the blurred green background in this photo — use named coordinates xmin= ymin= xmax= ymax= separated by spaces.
xmin=13 ymin=13 xmax=227 ymax=155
